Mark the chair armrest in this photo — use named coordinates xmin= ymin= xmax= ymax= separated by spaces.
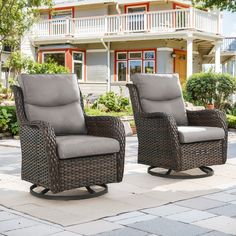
xmin=20 ymin=120 xmax=60 ymax=192
xmin=85 ymin=115 xmax=125 ymax=141
xmin=85 ymin=115 xmax=125 ymax=182
xmin=187 ymin=109 xmax=228 ymax=132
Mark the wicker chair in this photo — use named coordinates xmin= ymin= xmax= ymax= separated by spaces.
xmin=127 ymin=74 xmax=227 ymax=179
xmin=12 ymin=74 xmax=125 ymax=200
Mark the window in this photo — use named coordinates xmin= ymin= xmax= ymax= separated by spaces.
xmin=51 ymin=10 xmax=72 ymax=19
xmin=116 ymin=50 xmax=156 ymax=82
xmin=43 ymin=52 xmax=65 ymax=66
xmin=117 ymin=61 xmax=127 ymax=82
xmin=72 ymin=52 xmax=84 ymax=81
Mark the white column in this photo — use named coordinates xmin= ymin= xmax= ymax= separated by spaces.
xmin=234 ymin=54 xmax=236 ymax=76
xmin=107 ymin=42 xmax=111 ymax=92
xmin=214 ymin=41 xmax=222 ymax=73
xmin=187 ymin=37 xmax=193 ymax=78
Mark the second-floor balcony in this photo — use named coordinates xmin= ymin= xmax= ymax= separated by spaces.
xmin=222 ymin=37 xmax=236 ymax=52
xmin=31 ymin=8 xmax=221 ymax=43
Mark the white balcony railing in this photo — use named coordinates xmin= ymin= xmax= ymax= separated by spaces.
xmin=32 ymin=8 xmax=221 ymax=40
xmin=222 ymin=37 xmax=236 ymax=52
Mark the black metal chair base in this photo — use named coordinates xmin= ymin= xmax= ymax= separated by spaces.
xmin=30 ymin=184 xmax=108 ymax=200
xmin=148 ymin=166 xmax=214 ymax=179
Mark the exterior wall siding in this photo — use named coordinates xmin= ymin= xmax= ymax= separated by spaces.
xmin=74 ymin=5 xmax=108 ymax=18
xmin=86 ymin=51 xmax=107 ymax=82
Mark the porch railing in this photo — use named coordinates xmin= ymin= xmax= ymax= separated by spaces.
xmin=32 ymin=8 xmax=221 ymax=39
xmin=222 ymin=37 xmax=236 ymax=52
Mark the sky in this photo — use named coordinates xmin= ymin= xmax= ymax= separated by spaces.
xmin=223 ymin=11 xmax=236 ymax=36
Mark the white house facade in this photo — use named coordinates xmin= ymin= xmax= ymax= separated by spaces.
xmin=21 ymin=0 xmax=223 ymax=95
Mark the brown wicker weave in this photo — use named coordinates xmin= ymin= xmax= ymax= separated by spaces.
xmin=12 ymin=85 xmax=125 ymax=199
xmin=127 ymin=83 xmax=228 ymax=178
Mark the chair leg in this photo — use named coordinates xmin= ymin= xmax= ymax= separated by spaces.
xmin=148 ymin=166 xmax=214 ymax=179
xmin=30 ymin=184 xmax=108 ymax=200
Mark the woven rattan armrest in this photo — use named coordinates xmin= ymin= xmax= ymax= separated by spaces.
xmin=187 ymin=109 xmax=227 ymax=132
xmin=85 ymin=115 xmax=125 ymax=182
xmin=85 ymin=115 xmax=125 ymax=142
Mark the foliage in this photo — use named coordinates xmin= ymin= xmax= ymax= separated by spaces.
xmin=85 ymin=107 xmax=133 ymax=117
xmin=215 ymin=74 xmax=236 ymax=109
xmin=186 ymin=72 xmax=217 ymax=105
xmin=5 ymin=51 xmax=31 ymax=76
xmin=92 ymin=92 xmax=131 ymax=112
xmin=192 ymin=0 xmax=236 ymax=12
xmin=26 ymin=60 xmax=69 ymax=74
xmin=0 ymin=0 xmax=52 ymax=45
xmin=186 ymin=72 xmax=236 ymax=108
xmin=0 ymin=106 xmax=18 ymax=135
xmin=227 ymin=115 xmax=236 ymax=129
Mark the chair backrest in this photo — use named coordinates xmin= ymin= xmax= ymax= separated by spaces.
xmin=18 ymin=74 xmax=87 ymax=135
xmin=131 ymin=73 xmax=188 ymax=126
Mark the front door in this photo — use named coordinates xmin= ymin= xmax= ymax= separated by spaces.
xmin=174 ymin=50 xmax=187 ymax=84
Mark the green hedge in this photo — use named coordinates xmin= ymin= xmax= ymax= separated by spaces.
xmin=227 ymin=115 xmax=236 ymax=129
xmin=0 ymin=106 xmax=19 ymax=135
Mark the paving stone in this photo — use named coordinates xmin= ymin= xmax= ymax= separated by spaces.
xmin=141 ymin=204 xmax=190 ymax=217
xmin=104 ymin=211 xmax=144 ymax=222
xmin=225 ymin=189 xmax=236 ymax=195
xmin=176 ymin=197 xmax=227 ymax=210
xmin=166 ymin=209 xmax=216 ymax=223
xmin=4 ymin=224 xmax=63 ymax=236
xmin=193 ymin=216 xmax=236 ymax=235
xmin=50 ymin=232 xmax=82 ymax=236
xmin=115 ymin=214 xmax=157 ymax=225
xmin=94 ymin=227 xmax=148 ymax=236
xmin=128 ymin=217 xmax=210 ymax=236
xmin=66 ymin=220 xmax=123 ymax=235
xmin=204 ymin=192 xmax=236 ymax=203
xmin=201 ymin=231 xmax=233 ymax=236
xmin=207 ymin=204 xmax=236 ymax=217
xmin=0 ymin=217 xmax=39 ymax=233
xmin=0 ymin=211 xmax=20 ymax=222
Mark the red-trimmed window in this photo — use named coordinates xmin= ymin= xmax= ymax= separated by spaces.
xmin=43 ymin=51 xmax=66 ymax=66
xmin=124 ymin=3 xmax=149 ymax=13
xmin=116 ymin=50 xmax=156 ymax=82
xmin=72 ymin=51 xmax=85 ymax=81
xmin=40 ymin=49 xmax=85 ymax=81
xmin=49 ymin=7 xmax=74 ymax=19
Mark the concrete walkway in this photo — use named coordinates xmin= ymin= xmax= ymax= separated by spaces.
xmin=0 ymin=134 xmax=236 ymax=236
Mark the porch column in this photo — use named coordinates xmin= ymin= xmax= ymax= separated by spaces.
xmin=234 ymin=54 xmax=236 ymax=76
xmin=214 ymin=40 xmax=222 ymax=73
xmin=107 ymin=42 xmax=111 ymax=92
xmin=186 ymin=37 xmax=193 ymax=78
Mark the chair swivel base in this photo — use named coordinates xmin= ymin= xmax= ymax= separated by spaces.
xmin=30 ymin=184 xmax=108 ymax=200
xmin=148 ymin=166 xmax=214 ymax=179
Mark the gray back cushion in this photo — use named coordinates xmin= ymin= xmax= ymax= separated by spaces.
xmin=132 ymin=73 xmax=188 ymax=126
xmin=18 ymin=74 xmax=86 ymax=135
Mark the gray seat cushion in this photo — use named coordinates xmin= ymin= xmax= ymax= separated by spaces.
xmin=178 ymin=126 xmax=225 ymax=144
xmin=18 ymin=74 xmax=86 ymax=135
xmin=131 ymin=73 xmax=188 ymax=126
xmin=56 ymin=135 xmax=120 ymax=159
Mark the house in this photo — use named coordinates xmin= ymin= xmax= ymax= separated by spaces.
xmin=21 ymin=0 xmax=223 ymax=95
xmin=0 ymin=45 xmax=11 ymax=84
xmin=221 ymin=37 xmax=236 ymax=76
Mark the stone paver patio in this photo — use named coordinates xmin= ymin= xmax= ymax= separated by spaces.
xmin=0 ymin=134 xmax=236 ymax=235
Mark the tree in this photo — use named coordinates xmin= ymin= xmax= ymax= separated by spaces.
xmin=0 ymin=0 xmax=52 ymax=80
xmin=193 ymin=0 xmax=236 ymax=12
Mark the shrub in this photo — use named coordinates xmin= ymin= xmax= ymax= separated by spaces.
xmin=92 ymin=92 xmax=131 ymax=112
xmin=0 ymin=106 xmax=19 ymax=135
xmin=27 ymin=60 xmax=69 ymax=74
xmin=227 ymin=115 xmax=236 ymax=129
xmin=186 ymin=72 xmax=217 ymax=106
xmin=186 ymin=72 xmax=236 ymax=108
